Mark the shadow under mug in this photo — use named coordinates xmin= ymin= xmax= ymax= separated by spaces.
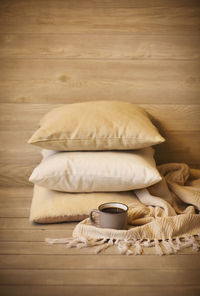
xmin=89 ymin=202 xmax=128 ymax=230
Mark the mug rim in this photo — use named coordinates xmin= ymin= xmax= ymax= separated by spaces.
xmin=98 ymin=202 xmax=128 ymax=213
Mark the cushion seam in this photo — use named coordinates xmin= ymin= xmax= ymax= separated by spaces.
xmin=30 ymin=137 xmax=161 ymax=143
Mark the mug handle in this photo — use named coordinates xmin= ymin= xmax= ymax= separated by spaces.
xmin=89 ymin=209 xmax=100 ymax=225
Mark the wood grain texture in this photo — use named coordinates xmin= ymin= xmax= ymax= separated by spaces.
xmin=0 ymin=1 xmax=199 ymax=34
xmin=0 ymin=229 xmax=73 ymax=241
xmin=1 ymin=103 xmax=199 ymax=131
xmin=1 ymin=254 xmax=200 ymax=269
xmin=155 ymin=131 xmax=200 ymax=165
xmin=0 ymin=186 xmax=32 ymax=197
xmin=1 ymin=0 xmax=200 ymax=9
xmin=0 ymin=208 xmax=29 ymax=217
xmin=1 ymin=286 xmax=200 ymax=296
xmin=0 ymin=217 xmax=76 ymax=230
xmin=0 ymin=198 xmax=31 ymax=207
xmin=1 ymin=34 xmax=200 ymax=60
xmin=0 ymin=59 xmax=200 ymax=104
xmin=0 ymin=269 xmax=199 ymax=285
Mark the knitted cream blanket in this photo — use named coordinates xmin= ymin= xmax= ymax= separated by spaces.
xmin=46 ymin=163 xmax=200 ymax=255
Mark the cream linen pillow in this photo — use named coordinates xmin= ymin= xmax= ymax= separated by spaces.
xmin=29 ymin=147 xmax=162 ymax=192
xmin=30 ymin=185 xmax=141 ymax=223
xmin=28 ymin=101 xmax=165 ymax=150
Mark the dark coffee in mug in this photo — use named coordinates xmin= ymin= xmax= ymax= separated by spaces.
xmin=89 ymin=202 xmax=128 ymax=230
xmin=102 ymin=207 xmax=125 ymax=214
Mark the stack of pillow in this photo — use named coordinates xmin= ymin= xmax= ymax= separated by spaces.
xmin=28 ymin=101 xmax=165 ymax=223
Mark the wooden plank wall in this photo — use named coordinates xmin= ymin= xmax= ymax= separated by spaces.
xmin=0 ymin=0 xmax=200 ymax=186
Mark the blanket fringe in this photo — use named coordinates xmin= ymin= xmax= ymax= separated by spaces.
xmin=45 ymin=233 xmax=200 ymax=255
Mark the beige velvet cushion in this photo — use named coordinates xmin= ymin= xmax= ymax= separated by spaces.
xmin=29 ymin=147 xmax=161 ymax=192
xmin=30 ymin=185 xmax=140 ymax=223
xmin=28 ymin=101 xmax=165 ymax=151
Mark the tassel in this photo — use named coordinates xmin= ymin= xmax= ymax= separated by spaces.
xmin=134 ymin=240 xmax=142 ymax=255
xmin=83 ymin=238 xmax=102 ymax=247
xmin=161 ymin=239 xmax=174 ymax=254
xmin=118 ymin=241 xmax=134 ymax=255
xmin=126 ymin=249 xmax=134 ymax=255
xmin=45 ymin=237 xmax=72 ymax=244
xmin=116 ymin=241 xmax=127 ymax=255
xmin=66 ymin=237 xmax=88 ymax=248
xmin=142 ymin=239 xmax=155 ymax=248
xmin=95 ymin=239 xmax=114 ymax=254
xmin=76 ymin=237 xmax=109 ymax=249
xmin=183 ymin=236 xmax=196 ymax=249
xmin=117 ymin=240 xmax=132 ymax=255
xmin=124 ymin=240 xmax=134 ymax=255
xmin=175 ymin=237 xmax=182 ymax=250
xmin=189 ymin=236 xmax=199 ymax=251
xmin=154 ymin=239 xmax=164 ymax=256
xmin=45 ymin=234 xmax=200 ymax=255
xmin=142 ymin=239 xmax=151 ymax=248
xmin=168 ymin=238 xmax=179 ymax=253
xmin=66 ymin=238 xmax=84 ymax=248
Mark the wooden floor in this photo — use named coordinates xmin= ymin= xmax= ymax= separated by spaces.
xmin=0 ymin=186 xmax=200 ymax=296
